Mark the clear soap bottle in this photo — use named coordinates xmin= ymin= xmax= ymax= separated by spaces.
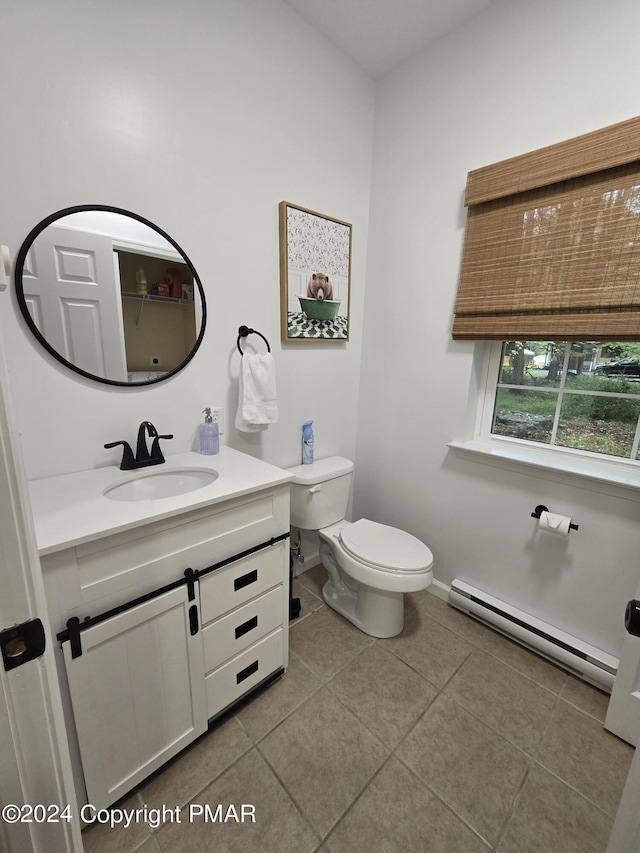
xmin=199 ymin=408 xmax=219 ymax=455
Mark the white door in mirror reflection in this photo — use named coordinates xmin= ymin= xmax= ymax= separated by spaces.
xmin=21 ymin=226 xmax=127 ymax=381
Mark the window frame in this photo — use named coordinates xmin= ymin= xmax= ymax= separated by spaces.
xmin=492 ymin=341 xmax=640 ymax=458
xmin=448 ymin=341 xmax=640 ymax=499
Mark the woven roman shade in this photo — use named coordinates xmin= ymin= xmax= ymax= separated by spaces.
xmin=452 ymin=116 xmax=640 ymax=340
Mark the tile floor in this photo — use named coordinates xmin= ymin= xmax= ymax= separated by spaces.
xmin=83 ymin=565 xmax=634 ymax=853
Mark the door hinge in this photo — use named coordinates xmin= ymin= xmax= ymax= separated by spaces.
xmin=1 ymin=618 xmax=46 ymax=671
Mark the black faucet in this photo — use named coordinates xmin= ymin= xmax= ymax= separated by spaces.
xmin=103 ymin=439 xmax=136 ymax=470
xmin=104 ymin=422 xmax=174 ymax=470
xmin=136 ymin=421 xmax=157 ymax=463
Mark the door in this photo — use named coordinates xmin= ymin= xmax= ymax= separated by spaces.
xmin=605 ymin=597 xmax=640 ymax=746
xmin=607 ymin=747 xmax=640 ymax=852
xmin=606 ymin=595 xmax=640 ymax=852
xmin=0 ymin=325 xmax=79 ymax=850
xmin=20 ymin=226 xmax=127 ymax=381
xmin=62 ymin=585 xmax=207 ymax=810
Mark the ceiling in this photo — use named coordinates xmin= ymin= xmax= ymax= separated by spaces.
xmin=282 ymin=0 xmax=496 ymax=79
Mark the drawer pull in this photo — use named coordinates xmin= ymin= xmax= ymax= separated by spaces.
xmin=234 ymin=569 xmax=258 ymax=592
xmin=235 ymin=615 xmax=258 ymax=639
xmin=236 ymin=660 xmax=259 ymax=684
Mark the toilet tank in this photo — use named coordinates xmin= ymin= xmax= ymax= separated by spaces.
xmin=287 ymin=456 xmax=354 ymax=530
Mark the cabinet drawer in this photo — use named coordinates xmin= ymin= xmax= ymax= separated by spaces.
xmin=68 ymin=489 xmax=288 ymax=609
xmin=199 ymin=542 xmax=285 ymax=623
xmin=205 ymin=628 xmax=284 ymax=719
xmin=202 ymin=585 xmax=283 ymax=672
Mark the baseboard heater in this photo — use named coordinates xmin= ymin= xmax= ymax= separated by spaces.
xmin=449 ymin=579 xmax=618 ymax=692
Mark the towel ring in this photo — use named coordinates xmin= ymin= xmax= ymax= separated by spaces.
xmin=237 ymin=325 xmax=271 ymax=356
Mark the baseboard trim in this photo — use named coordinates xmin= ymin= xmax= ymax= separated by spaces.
xmin=428 ymin=579 xmax=450 ymax=602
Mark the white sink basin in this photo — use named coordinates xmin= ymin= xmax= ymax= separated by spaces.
xmin=103 ymin=467 xmax=218 ymax=502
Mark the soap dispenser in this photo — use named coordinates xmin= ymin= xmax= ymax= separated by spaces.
xmin=199 ymin=408 xmax=219 ymax=455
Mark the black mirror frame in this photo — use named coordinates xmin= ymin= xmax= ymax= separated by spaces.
xmin=14 ymin=204 xmax=207 ymax=387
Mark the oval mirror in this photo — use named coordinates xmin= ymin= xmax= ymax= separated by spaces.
xmin=14 ymin=205 xmax=207 ymax=386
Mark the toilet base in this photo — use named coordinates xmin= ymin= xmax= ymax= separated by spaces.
xmin=322 ymin=579 xmax=405 ymax=638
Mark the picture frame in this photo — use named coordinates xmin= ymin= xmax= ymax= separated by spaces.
xmin=279 ymin=201 xmax=352 ymax=341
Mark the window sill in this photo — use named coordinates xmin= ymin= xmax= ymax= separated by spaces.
xmin=447 ymin=438 xmax=640 ymax=501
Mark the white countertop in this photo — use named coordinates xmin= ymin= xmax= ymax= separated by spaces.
xmin=28 ymin=447 xmax=293 ymax=556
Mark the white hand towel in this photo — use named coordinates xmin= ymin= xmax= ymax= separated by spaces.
xmin=235 ymin=353 xmax=278 ymax=432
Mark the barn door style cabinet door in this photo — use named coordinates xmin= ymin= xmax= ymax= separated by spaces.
xmin=40 ymin=479 xmax=291 ymax=811
xmin=62 ymin=585 xmax=207 ymax=810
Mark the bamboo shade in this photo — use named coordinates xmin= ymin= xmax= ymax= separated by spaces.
xmin=465 ymin=115 xmax=640 ymax=205
xmin=453 ymin=117 xmax=640 ymax=341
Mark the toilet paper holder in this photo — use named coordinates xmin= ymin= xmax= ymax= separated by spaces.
xmin=531 ymin=504 xmax=579 ymax=531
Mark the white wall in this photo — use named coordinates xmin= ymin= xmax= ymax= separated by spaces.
xmin=5 ymin=0 xmax=640 ymax=660
xmin=355 ymin=0 xmax=640 ymax=657
xmin=0 ymin=0 xmax=374 ymax=479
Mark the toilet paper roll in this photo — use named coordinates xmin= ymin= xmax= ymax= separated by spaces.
xmin=538 ymin=511 xmax=571 ymax=536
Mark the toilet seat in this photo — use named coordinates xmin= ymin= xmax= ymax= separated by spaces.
xmin=339 ymin=518 xmax=433 ymax=573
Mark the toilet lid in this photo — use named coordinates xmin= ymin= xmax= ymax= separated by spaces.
xmin=339 ymin=519 xmax=433 ymax=572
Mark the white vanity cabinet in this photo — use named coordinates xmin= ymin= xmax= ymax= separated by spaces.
xmin=35 ymin=461 xmax=291 ymax=811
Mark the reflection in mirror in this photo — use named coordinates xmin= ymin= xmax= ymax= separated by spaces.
xmin=14 ymin=206 xmax=207 ymax=386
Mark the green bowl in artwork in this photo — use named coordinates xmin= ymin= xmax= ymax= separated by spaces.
xmin=298 ymin=297 xmax=341 ymax=320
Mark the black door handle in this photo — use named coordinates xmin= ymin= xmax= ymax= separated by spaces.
xmin=625 ymin=600 xmax=640 ymax=637
xmin=1 ymin=619 xmax=46 ymax=671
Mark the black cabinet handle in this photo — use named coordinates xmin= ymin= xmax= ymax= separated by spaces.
xmin=234 ymin=569 xmax=258 ymax=592
xmin=189 ymin=605 xmax=199 ymax=636
xmin=236 ymin=660 xmax=259 ymax=684
xmin=235 ymin=616 xmax=258 ymax=640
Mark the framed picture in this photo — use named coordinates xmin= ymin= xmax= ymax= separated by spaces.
xmin=279 ymin=201 xmax=352 ymax=341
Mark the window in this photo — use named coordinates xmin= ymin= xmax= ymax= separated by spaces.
xmin=488 ymin=341 xmax=640 ymax=461
xmin=449 ymin=119 xmax=640 ymax=488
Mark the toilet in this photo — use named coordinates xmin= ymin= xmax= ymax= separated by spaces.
xmin=287 ymin=456 xmax=433 ymax=638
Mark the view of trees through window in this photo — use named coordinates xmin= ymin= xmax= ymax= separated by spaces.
xmin=492 ymin=341 xmax=640 ymax=459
